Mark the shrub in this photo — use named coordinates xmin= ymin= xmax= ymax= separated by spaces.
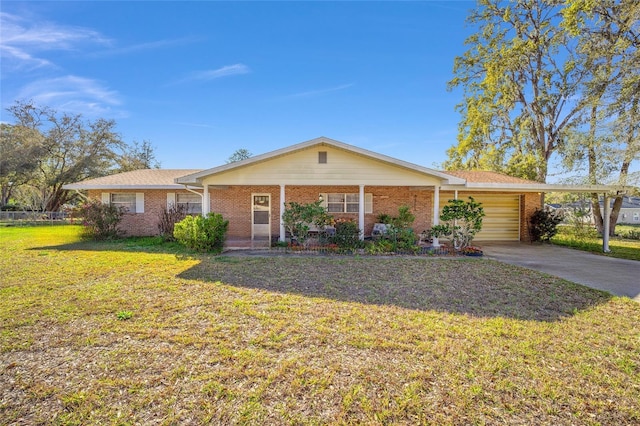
xmin=390 ymin=205 xmax=416 ymax=229
xmin=529 ymin=208 xmax=564 ymax=242
xmin=619 ymin=229 xmax=640 ymax=240
xmin=432 ymin=197 xmax=485 ymax=250
xmin=375 ymin=205 xmax=418 ymax=252
xmin=158 ymin=204 xmax=188 ymax=241
xmin=282 ymin=201 xmax=333 ymax=246
xmin=365 ymin=239 xmax=394 ymax=255
xmin=393 ymin=228 xmax=418 ymax=252
xmin=173 ymin=213 xmax=229 ymax=253
xmin=375 ymin=213 xmax=392 ymax=224
xmin=79 ymin=199 xmax=126 ymax=240
xmin=330 ymin=219 xmax=362 ymax=251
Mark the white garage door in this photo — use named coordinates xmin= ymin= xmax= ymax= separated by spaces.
xmin=440 ymin=193 xmax=521 ymax=241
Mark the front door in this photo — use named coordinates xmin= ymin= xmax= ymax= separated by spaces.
xmin=252 ymin=194 xmax=270 ymax=241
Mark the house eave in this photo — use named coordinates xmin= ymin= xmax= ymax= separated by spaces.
xmin=441 ymin=183 xmax=625 ymax=193
xmin=62 ymin=184 xmax=194 ymax=191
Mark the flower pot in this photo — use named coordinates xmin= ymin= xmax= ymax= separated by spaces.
xmin=464 ymin=252 xmax=483 ymax=257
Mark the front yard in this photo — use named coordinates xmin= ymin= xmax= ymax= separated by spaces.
xmin=552 ymin=224 xmax=640 ymax=261
xmin=1 ymin=226 xmax=639 ymax=425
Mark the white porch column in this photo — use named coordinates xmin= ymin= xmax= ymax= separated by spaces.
xmin=359 ymin=184 xmax=365 ymax=240
xmin=279 ymin=184 xmax=286 ymax=242
xmin=432 ymin=185 xmax=440 ymax=248
xmin=202 ymin=184 xmax=210 ymax=215
xmin=603 ymin=193 xmax=610 ymax=253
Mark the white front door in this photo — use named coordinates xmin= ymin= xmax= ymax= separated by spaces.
xmin=252 ymin=194 xmax=271 ymax=241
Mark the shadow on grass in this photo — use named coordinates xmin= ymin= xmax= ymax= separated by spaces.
xmin=29 ymin=236 xmax=613 ymax=321
xmin=29 ymin=236 xmax=198 ymax=257
xmin=177 ymin=255 xmax=612 ymax=322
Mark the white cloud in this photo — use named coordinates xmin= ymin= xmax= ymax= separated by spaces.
xmin=176 ymin=64 xmax=251 ymax=84
xmin=17 ymin=76 xmax=125 ymax=118
xmin=0 ymin=12 xmax=110 ymax=71
xmin=94 ymin=36 xmax=200 ymax=57
xmin=283 ymin=83 xmax=354 ymax=99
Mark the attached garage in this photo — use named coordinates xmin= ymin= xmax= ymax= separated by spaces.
xmin=439 ymin=192 xmax=521 ymax=241
xmin=468 ymin=193 xmax=520 ymax=241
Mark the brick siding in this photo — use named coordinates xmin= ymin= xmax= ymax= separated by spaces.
xmin=88 ymin=187 xmax=539 ymax=241
xmin=521 ymin=192 xmax=543 ymax=242
xmin=87 ymin=189 xmax=199 ymax=237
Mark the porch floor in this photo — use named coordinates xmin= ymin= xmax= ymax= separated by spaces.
xmin=224 ymin=238 xmax=271 ymax=250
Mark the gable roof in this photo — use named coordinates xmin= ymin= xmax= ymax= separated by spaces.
xmin=176 ymin=136 xmax=466 ymax=185
xmin=61 ymin=137 xmax=625 ymax=195
xmin=63 ymin=169 xmax=203 ymax=190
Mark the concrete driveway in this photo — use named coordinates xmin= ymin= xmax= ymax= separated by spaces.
xmin=481 ymin=242 xmax=640 ymax=302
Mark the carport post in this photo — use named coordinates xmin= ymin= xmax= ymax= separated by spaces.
xmin=432 ymin=185 xmax=440 ymax=248
xmin=603 ymin=193 xmax=610 ymax=253
xmin=202 ymin=184 xmax=210 ymax=215
xmin=279 ymin=184 xmax=286 ymax=242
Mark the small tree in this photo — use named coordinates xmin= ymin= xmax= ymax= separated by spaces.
xmin=79 ymin=199 xmax=126 ymax=240
xmin=173 ymin=212 xmax=229 ymax=253
xmin=281 ymin=201 xmax=332 ymax=246
xmin=432 ymin=197 xmax=485 ymax=250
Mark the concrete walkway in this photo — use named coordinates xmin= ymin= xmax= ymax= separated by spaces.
xmin=481 ymin=242 xmax=640 ymax=302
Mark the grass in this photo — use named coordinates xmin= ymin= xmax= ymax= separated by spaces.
xmin=551 ymin=224 xmax=640 ymax=261
xmin=1 ymin=226 xmax=640 ymax=425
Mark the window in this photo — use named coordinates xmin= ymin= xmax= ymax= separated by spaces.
xmin=634 ymin=212 xmax=639 ymax=222
xmin=177 ymin=193 xmax=202 ymax=214
xmin=326 ymin=193 xmax=360 ymax=213
xmin=318 ymin=151 xmax=327 ymax=164
xmin=111 ymin=193 xmax=136 ymax=213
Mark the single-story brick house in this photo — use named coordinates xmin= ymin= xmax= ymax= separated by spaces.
xmin=64 ymin=137 xmax=619 ymax=246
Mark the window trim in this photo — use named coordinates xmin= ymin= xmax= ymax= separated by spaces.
xmin=110 ymin=193 xmax=137 ymax=213
xmin=318 ymin=151 xmax=327 ymax=164
xmin=176 ymin=193 xmax=202 ymax=214
xmin=102 ymin=192 xmax=144 ymax=214
xmin=320 ymin=192 xmax=372 ymax=214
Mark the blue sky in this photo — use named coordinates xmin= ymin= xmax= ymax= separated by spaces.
xmin=1 ymin=1 xmax=477 ymax=170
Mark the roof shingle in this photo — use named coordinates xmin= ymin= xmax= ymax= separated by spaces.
xmin=444 ymin=170 xmax=540 ymax=185
xmin=63 ymin=169 xmax=203 ymax=189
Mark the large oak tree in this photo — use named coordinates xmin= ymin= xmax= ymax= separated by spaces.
xmin=447 ymin=0 xmax=588 ymax=183
xmin=0 ymin=101 xmax=159 ymax=211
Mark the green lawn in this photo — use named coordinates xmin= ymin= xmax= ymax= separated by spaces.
xmin=1 ymin=226 xmax=639 ymax=425
xmin=551 ymin=224 xmax=640 ymax=261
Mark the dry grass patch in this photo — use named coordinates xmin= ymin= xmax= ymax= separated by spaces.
xmin=1 ymin=226 xmax=639 ymax=425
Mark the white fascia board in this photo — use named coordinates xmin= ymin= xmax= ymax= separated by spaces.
xmin=62 ymin=184 xmax=188 ymax=190
xmin=442 ymin=183 xmax=624 ymax=193
xmin=175 ymin=136 xmax=466 ymax=185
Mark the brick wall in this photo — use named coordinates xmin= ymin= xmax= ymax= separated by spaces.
xmin=87 ymin=189 xmax=199 ymax=236
xmin=88 ymin=187 xmax=539 ymax=241
xmin=520 ymin=192 xmax=543 ymax=242
xmin=210 ymin=186 xmax=281 ymax=238
xmin=210 ymin=185 xmax=433 ymax=239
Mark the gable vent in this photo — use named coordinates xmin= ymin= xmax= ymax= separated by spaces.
xmin=318 ymin=151 xmax=327 ymax=164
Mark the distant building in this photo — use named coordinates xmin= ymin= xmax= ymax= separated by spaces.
xmin=547 ymin=196 xmax=640 ymax=225
xmin=610 ymin=196 xmax=640 ymax=224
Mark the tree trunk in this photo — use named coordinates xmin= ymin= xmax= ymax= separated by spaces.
xmin=591 ymin=193 xmax=604 ymax=234
xmin=609 ymin=196 xmax=623 ymax=237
